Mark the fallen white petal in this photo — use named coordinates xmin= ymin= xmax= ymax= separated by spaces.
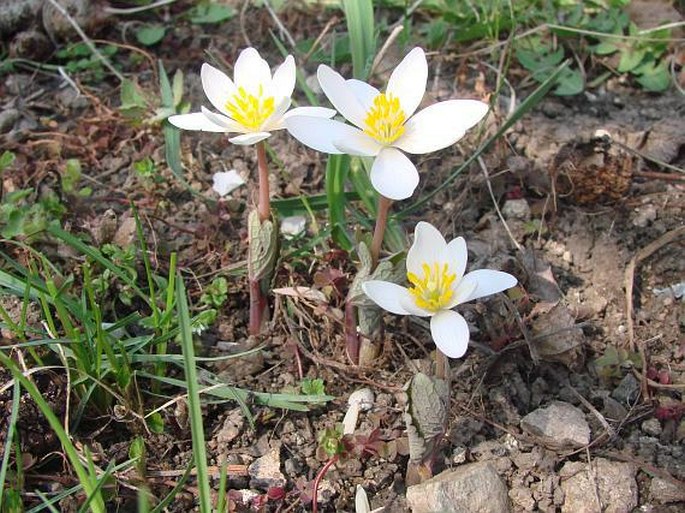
xmin=317 ymin=65 xmax=367 ymax=128
xmin=362 ymin=280 xmax=414 ymax=316
xmin=395 ymin=100 xmax=489 ymax=154
xmin=369 ymin=147 xmax=419 ymax=200
xmin=201 ymin=63 xmax=236 ymax=116
xmin=229 ymin=132 xmax=271 ymax=145
xmin=271 ymin=55 xmax=296 ymax=99
xmin=430 ymin=309 xmax=470 ymax=358
xmin=280 ymin=215 xmax=307 ymax=237
xmin=459 ymin=269 xmax=517 ymax=303
xmin=441 ymin=236 xmax=468 ymax=281
xmin=234 ymin=47 xmax=272 ymax=94
xmin=355 ymin=485 xmax=371 ymax=513
xmin=386 ymin=47 xmax=427 ymax=118
xmin=285 ymin=116 xmax=364 ymax=154
xmin=406 ymin=221 xmax=447 ymax=276
xmin=168 ymin=112 xmax=229 ymax=132
xmin=212 ymin=170 xmax=245 ymax=197
xmin=346 ymin=78 xmax=380 ymax=111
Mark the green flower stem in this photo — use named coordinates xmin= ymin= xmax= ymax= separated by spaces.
xmin=256 ymin=142 xmax=270 ymax=223
xmin=370 ymin=195 xmax=393 ymax=269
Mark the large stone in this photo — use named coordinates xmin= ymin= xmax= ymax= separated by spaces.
xmin=521 ymin=401 xmax=590 ymax=449
xmin=248 ymin=447 xmax=286 ymax=490
xmin=650 ymin=477 xmax=685 ymax=504
xmin=406 ymin=462 xmax=510 ymax=513
xmin=560 ymin=459 xmax=637 ymax=513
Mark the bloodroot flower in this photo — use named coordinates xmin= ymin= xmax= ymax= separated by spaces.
xmin=169 ymin=47 xmax=335 ymax=145
xmin=362 ymin=222 xmax=517 ymax=358
xmin=285 ymin=47 xmax=489 ymax=200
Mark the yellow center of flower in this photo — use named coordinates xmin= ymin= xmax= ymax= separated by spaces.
xmin=407 ymin=262 xmax=456 ymax=313
xmin=225 ymin=85 xmax=275 ymax=131
xmin=363 ymin=93 xmax=406 ymax=144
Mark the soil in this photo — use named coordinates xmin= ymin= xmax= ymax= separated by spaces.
xmin=0 ymin=1 xmax=684 ymax=512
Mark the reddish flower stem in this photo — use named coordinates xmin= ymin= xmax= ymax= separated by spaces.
xmin=370 ymin=195 xmax=393 ymax=269
xmin=256 ymin=142 xmax=270 ymax=223
xmin=248 ymin=142 xmax=271 ymax=336
xmin=311 ymin=455 xmax=339 ymax=513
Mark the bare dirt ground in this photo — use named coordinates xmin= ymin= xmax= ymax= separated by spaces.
xmin=1 ymin=1 xmax=684 ymax=512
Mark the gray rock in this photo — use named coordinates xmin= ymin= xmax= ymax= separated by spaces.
xmin=248 ymin=447 xmax=286 ymax=490
xmin=611 ymin=374 xmax=640 ymax=405
xmin=560 ymin=458 xmax=637 ymax=513
xmin=502 ymin=199 xmax=531 ymax=220
xmin=406 ymin=462 xmax=510 ymax=513
xmin=641 ymin=418 xmax=662 ymax=437
xmin=0 ymin=108 xmax=20 ymax=133
xmin=521 ymin=401 xmax=590 ymax=449
xmin=650 ymin=476 xmax=685 ymax=504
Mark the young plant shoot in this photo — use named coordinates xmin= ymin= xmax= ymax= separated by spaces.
xmin=168 ymin=48 xmax=334 ymax=334
xmin=363 ymin=222 xmax=517 ymax=376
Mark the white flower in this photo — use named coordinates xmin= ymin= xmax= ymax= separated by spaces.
xmin=284 ymin=47 xmax=489 ymax=200
xmin=212 ymin=170 xmax=245 ymax=196
xmin=362 ymin=222 xmax=517 ymax=358
xmin=168 ymin=47 xmax=335 ymax=146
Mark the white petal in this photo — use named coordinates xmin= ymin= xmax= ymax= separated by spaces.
xmin=317 ymin=65 xmax=367 ymax=128
xmin=458 ymin=269 xmax=517 ymax=303
xmin=234 ymin=47 xmax=272 ymax=93
xmin=273 ymin=106 xmax=336 ymax=130
xmin=200 ymin=106 xmax=244 ymax=132
xmin=430 ymin=310 xmax=470 ymax=358
xmin=441 ymin=236 xmax=468 ymax=281
xmin=283 ymin=106 xmax=337 ymax=119
xmin=386 ymin=47 xmax=427 ymax=118
xmin=447 ymin=278 xmax=477 ymax=309
xmin=361 ymin=281 xmax=414 ymax=315
xmin=355 ymin=486 xmax=371 ymax=513
xmin=406 ymin=221 xmax=447 ymax=276
xmin=395 ymin=100 xmax=489 ymax=155
xmin=346 ymin=79 xmax=380 ymax=111
xmin=212 ymin=170 xmax=245 ymax=196
xmin=229 ymin=132 xmax=271 ymax=145
xmin=271 ymin=55 xmax=296 ymax=99
xmin=333 ymin=131 xmax=382 ymax=157
xmin=262 ymin=97 xmax=291 ymax=131
xmin=168 ymin=112 xmax=229 ymax=132
xmin=285 ymin=116 xmax=365 ymax=154
xmin=201 ymin=63 xmax=236 ymax=116
xmin=369 ymin=148 xmax=419 ymax=201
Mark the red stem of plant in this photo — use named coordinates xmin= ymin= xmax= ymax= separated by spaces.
xmin=256 ymin=142 xmax=270 ymax=223
xmin=311 ymin=455 xmax=339 ymax=513
xmin=248 ymin=142 xmax=271 ymax=335
xmin=248 ymin=278 xmax=266 ymax=336
xmin=370 ymin=195 xmax=393 ymax=269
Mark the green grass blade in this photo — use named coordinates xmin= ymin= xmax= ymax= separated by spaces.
xmin=0 ymin=381 xmax=20 ymax=511
xmin=175 ymin=276 xmax=212 ymax=513
xmin=325 ymin=154 xmax=353 ymax=250
xmin=0 ymin=353 xmax=106 ymax=513
xmin=343 ymin=0 xmax=376 ymax=79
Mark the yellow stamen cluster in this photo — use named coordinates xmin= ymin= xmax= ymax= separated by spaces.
xmin=408 ymin=262 xmax=456 ymax=312
xmin=225 ymin=85 xmax=275 ymax=131
xmin=363 ymin=93 xmax=406 ymax=144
